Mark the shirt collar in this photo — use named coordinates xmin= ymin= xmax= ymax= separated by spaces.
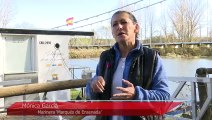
xmin=113 ymin=40 xmax=143 ymax=54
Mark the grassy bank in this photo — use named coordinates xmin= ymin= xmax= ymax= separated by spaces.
xmin=69 ymin=48 xmax=106 ymax=58
xmin=153 ymin=46 xmax=212 ymax=58
xmin=69 ymin=47 xmax=212 ymax=58
xmin=70 ymin=89 xmax=85 ymax=100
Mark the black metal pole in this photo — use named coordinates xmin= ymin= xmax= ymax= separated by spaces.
xmin=196 ymin=68 xmax=212 ymax=120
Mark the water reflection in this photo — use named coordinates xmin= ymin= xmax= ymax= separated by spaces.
xmin=69 ymin=57 xmax=212 ymax=99
xmin=69 ymin=57 xmax=212 ymax=78
xmin=163 ymin=57 xmax=212 ymax=77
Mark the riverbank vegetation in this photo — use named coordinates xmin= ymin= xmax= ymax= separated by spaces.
xmin=69 ymin=48 xmax=106 ymax=58
xmin=153 ymin=46 xmax=212 ymax=58
xmin=69 ymin=46 xmax=212 ymax=59
xmin=69 ymin=38 xmax=212 ymax=58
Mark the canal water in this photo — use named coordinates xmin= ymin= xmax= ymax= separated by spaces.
xmin=69 ymin=57 xmax=212 ymax=99
xmin=69 ymin=57 xmax=212 ymax=77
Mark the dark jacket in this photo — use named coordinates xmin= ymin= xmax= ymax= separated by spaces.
xmin=86 ymin=41 xmax=170 ymax=120
xmin=96 ymin=47 xmax=158 ymax=100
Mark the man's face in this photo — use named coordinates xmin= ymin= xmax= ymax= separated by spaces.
xmin=111 ymin=12 xmax=139 ymax=44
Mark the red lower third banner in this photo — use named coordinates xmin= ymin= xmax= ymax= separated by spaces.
xmin=7 ymin=101 xmax=182 ymax=116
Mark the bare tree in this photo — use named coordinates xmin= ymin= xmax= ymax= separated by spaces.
xmin=146 ymin=2 xmax=156 ymax=44
xmin=14 ymin=22 xmax=36 ymax=29
xmin=169 ymin=0 xmax=204 ymax=42
xmin=148 ymin=10 xmax=155 ymax=44
xmin=119 ymin=0 xmax=135 ymax=11
xmin=98 ymin=25 xmax=112 ymax=40
xmin=0 ymin=0 xmax=14 ymax=27
xmin=93 ymin=25 xmax=113 ymax=45
xmin=160 ymin=4 xmax=170 ymax=43
xmin=209 ymin=29 xmax=212 ymax=41
xmin=160 ymin=16 xmax=167 ymax=40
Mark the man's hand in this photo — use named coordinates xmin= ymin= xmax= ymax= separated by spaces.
xmin=111 ymin=79 xmax=135 ymax=100
xmin=90 ymin=76 xmax=105 ymax=93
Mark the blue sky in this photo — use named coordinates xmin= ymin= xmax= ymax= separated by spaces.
xmin=9 ymin=0 xmax=122 ymax=29
xmin=7 ymin=0 xmax=212 ymax=37
xmin=9 ymin=0 xmax=172 ymax=29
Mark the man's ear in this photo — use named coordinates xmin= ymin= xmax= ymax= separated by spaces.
xmin=134 ymin=24 xmax=139 ymax=33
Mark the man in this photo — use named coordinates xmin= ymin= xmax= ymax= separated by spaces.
xmin=86 ymin=10 xmax=170 ymax=120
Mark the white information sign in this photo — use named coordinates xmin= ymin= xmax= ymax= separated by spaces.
xmin=37 ymin=35 xmax=71 ymax=100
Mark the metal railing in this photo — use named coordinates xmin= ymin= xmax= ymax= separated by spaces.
xmin=0 ymin=68 xmax=211 ymax=119
xmin=170 ymin=68 xmax=212 ymax=120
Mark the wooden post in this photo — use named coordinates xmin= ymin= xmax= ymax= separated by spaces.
xmin=196 ymin=68 xmax=212 ymax=120
xmin=0 ymin=79 xmax=89 ymax=98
